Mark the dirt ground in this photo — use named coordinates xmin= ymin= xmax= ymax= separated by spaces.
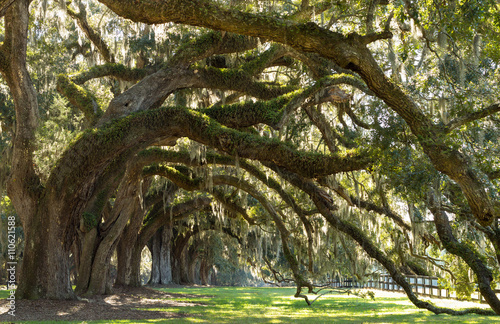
xmin=0 ymin=286 xmax=206 ymax=322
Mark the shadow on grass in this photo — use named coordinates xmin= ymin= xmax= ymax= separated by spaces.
xmin=0 ymin=286 xmax=497 ymax=323
xmin=150 ymin=287 xmax=498 ymax=324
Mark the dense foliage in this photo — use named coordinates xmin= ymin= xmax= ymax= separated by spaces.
xmin=0 ymin=0 xmax=499 ymax=316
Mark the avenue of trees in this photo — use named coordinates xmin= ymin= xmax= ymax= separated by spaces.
xmin=0 ymin=0 xmax=499 ymax=316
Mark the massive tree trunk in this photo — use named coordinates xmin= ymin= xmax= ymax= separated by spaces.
xmin=16 ymin=201 xmax=76 ymax=299
xmin=188 ymin=249 xmax=200 ymax=284
xmin=171 ymin=231 xmax=196 ymax=284
xmin=128 ymin=244 xmax=144 ymax=287
xmin=0 ymin=0 xmax=74 ymax=300
xmin=148 ymin=234 xmax=161 ymax=285
xmin=159 ymin=224 xmax=173 ymax=284
xmin=149 ymin=225 xmax=174 ymax=285
xmin=115 ymin=212 xmax=145 ymax=286
xmin=199 ymin=258 xmax=209 ymax=286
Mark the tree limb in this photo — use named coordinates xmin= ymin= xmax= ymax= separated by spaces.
xmin=0 ymin=0 xmax=16 ymax=18
xmin=96 ymin=0 xmax=498 ymax=226
xmin=444 ymin=103 xmax=500 ymax=133
xmin=67 ymin=2 xmax=115 ymax=63
xmin=268 ymin=163 xmax=495 ymax=315
xmin=56 ymin=74 xmax=103 ymax=125
xmin=428 ymin=190 xmax=500 ymax=314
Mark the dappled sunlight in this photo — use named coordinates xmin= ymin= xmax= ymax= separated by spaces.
xmin=2 ymin=286 xmax=494 ymax=323
xmin=2 ymin=0 xmax=500 ymax=321
xmin=143 ymin=287 xmax=499 ymax=323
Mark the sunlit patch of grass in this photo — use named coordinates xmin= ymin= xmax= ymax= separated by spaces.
xmin=0 ymin=288 xmax=10 ymax=299
xmin=1 ymin=286 xmax=498 ymax=323
xmin=147 ymin=287 xmax=498 ymax=323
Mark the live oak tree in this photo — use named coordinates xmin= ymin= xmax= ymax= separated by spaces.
xmin=1 ymin=0 xmax=499 ymax=316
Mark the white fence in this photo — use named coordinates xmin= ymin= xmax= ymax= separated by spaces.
xmin=330 ymin=275 xmax=500 ymax=303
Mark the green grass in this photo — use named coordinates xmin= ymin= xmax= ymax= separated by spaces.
xmin=2 ymin=286 xmax=499 ymax=323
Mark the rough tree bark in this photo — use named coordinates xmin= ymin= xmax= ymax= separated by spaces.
xmin=1 ymin=0 xmax=75 ymax=300
xmin=428 ymin=192 xmax=500 ymax=314
xmin=148 ymin=225 xmax=174 ymax=285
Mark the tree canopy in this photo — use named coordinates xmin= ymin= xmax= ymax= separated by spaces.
xmin=0 ymin=0 xmax=499 ymax=316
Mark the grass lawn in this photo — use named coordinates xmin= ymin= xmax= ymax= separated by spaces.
xmin=1 ymin=286 xmax=498 ymax=323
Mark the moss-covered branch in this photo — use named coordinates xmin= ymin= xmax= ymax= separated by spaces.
xmin=194 ymin=66 xmax=296 ymax=100
xmin=445 ymin=103 xmax=500 ymax=133
xmin=169 ymin=30 xmax=259 ymax=67
xmin=71 ymin=63 xmax=153 ymax=85
xmin=269 ymin=163 xmax=496 ymax=315
xmin=181 ymin=108 xmax=371 ymax=177
xmin=428 ymin=192 xmax=500 ymax=314
xmin=97 ymin=0 xmax=498 ymax=227
xmin=201 ymin=73 xmax=366 ymax=131
xmin=238 ymin=44 xmax=290 ymax=75
xmin=56 ymin=74 xmax=103 ymax=125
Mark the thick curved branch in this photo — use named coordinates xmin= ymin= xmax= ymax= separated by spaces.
xmin=238 ymin=44 xmax=291 ymax=75
xmin=180 ymin=109 xmax=371 ymax=177
xmin=137 ymin=197 xmax=213 ymax=251
xmin=70 ymin=32 xmax=258 ymax=84
xmin=56 ymin=74 xmax=103 ymax=125
xmin=269 ymin=164 xmax=495 ymax=315
xmin=71 ymin=63 xmax=154 ymax=85
xmin=194 ymin=66 xmax=296 ymax=100
xmin=428 ymin=191 xmax=500 ymax=314
xmin=360 ymin=31 xmax=393 ymax=45
xmin=92 ymin=107 xmax=372 ymax=183
xmin=96 ymin=64 xmax=295 ymax=126
xmin=169 ymin=31 xmax=259 ymax=67
xmin=97 ymin=0 xmax=498 ymax=226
